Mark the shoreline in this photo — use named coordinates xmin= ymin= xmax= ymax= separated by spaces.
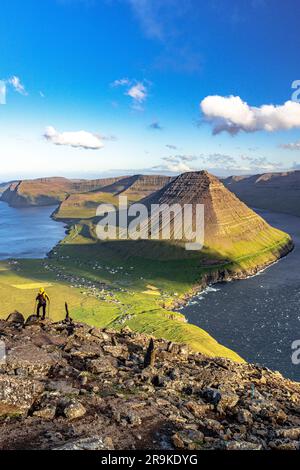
xmin=169 ymin=238 xmax=294 ymax=312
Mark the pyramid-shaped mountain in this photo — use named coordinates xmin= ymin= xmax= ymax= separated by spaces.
xmin=136 ymin=171 xmax=293 ymax=264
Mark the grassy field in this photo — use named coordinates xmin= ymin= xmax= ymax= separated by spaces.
xmin=0 ymin=215 xmax=292 ymax=364
xmin=0 ymin=252 xmax=243 ymax=361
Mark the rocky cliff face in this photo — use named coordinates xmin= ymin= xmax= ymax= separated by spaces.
xmin=99 ymin=174 xmax=172 ymax=197
xmin=1 ymin=316 xmax=300 ymax=450
xmin=119 ymin=175 xmax=173 ymax=199
xmin=139 ymin=171 xmax=293 ymax=261
xmin=223 ymin=170 xmax=300 ymax=217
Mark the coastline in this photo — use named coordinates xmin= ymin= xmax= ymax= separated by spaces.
xmin=169 ymin=238 xmax=294 ymax=312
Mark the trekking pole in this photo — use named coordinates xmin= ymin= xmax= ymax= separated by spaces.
xmin=48 ymin=301 xmax=51 ymax=320
xmin=33 ymin=300 xmax=37 ymax=315
xmin=65 ymin=302 xmax=70 ymax=322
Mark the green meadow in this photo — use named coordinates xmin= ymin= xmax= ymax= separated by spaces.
xmin=0 ymin=213 xmax=292 ymax=363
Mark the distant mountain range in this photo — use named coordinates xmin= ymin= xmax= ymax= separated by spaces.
xmin=223 ymin=170 xmax=300 ymax=217
xmin=3 ymin=170 xmax=300 ymax=219
xmin=0 ymin=175 xmax=172 ymax=210
xmin=0 ymin=170 xmax=293 ymax=278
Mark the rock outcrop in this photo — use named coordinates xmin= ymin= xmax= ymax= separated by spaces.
xmin=0 ymin=318 xmax=300 ymax=450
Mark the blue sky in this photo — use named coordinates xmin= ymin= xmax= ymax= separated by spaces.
xmin=1 ymin=0 xmax=300 ymax=179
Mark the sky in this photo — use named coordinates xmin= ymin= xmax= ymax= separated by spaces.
xmin=1 ymin=0 xmax=300 ymax=180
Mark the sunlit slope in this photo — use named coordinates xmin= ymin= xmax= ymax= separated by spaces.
xmin=76 ymin=171 xmax=292 ymax=268
xmin=54 ymin=175 xmax=172 ymax=221
xmin=0 ymin=257 xmax=242 ymax=362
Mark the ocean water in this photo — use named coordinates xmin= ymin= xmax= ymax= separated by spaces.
xmin=0 ymin=202 xmax=66 ymax=259
xmin=180 ymin=209 xmax=300 ymax=381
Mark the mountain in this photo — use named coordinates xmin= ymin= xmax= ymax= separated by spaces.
xmin=223 ymin=171 xmax=300 ymax=217
xmin=102 ymin=174 xmax=173 ymax=198
xmin=0 ymin=181 xmax=17 ymax=195
xmin=0 ymin=176 xmax=127 ymax=208
xmin=101 ymin=171 xmax=292 ymax=271
xmin=54 ymin=175 xmax=172 ymax=220
xmin=1 ymin=175 xmax=172 ymax=212
xmin=1 ymin=317 xmax=300 ymax=450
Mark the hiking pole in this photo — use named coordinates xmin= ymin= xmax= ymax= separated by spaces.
xmin=47 ymin=301 xmax=51 ymax=321
xmin=65 ymin=302 xmax=70 ymax=322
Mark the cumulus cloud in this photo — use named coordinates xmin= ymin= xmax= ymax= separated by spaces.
xmin=197 ymin=153 xmax=282 ymax=172
xmin=8 ymin=76 xmax=28 ymax=96
xmin=111 ymin=78 xmax=149 ymax=107
xmin=149 ymin=150 xmax=285 ymax=176
xmin=154 ymin=161 xmax=193 ymax=173
xmin=154 ymin=154 xmax=197 ymax=173
xmin=126 ymin=82 xmax=147 ymax=103
xmin=44 ymin=126 xmax=104 ymax=150
xmin=201 ymin=95 xmax=300 ymax=135
xmin=280 ymin=140 xmax=300 ymax=151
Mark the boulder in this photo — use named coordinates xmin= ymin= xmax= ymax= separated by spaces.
xmin=25 ymin=315 xmax=40 ymax=327
xmin=0 ymin=375 xmax=44 ymax=413
xmin=201 ymin=388 xmax=222 ymax=406
xmin=6 ymin=311 xmax=25 ymax=325
xmin=54 ymin=436 xmax=114 ymax=450
xmin=33 ymin=405 xmax=56 ymax=420
xmin=275 ymin=427 xmax=300 ymax=440
xmin=63 ymin=400 xmax=86 ymax=420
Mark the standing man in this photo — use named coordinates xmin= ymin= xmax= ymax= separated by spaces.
xmin=36 ymin=287 xmax=50 ymax=320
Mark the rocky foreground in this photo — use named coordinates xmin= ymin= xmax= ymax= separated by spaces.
xmin=0 ymin=315 xmax=300 ymax=451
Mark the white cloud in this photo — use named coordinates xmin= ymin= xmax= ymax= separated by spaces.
xmin=201 ymin=95 xmax=300 ymax=135
xmin=154 ymin=161 xmax=193 ymax=173
xmin=167 ymin=161 xmax=193 ymax=172
xmin=154 ymin=154 xmax=196 ymax=173
xmin=8 ymin=76 xmax=28 ymax=96
xmin=280 ymin=140 xmax=300 ymax=151
xmin=44 ymin=126 xmax=104 ymax=150
xmin=157 ymin=152 xmax=282 ymax=174
xmin=126 ymin=82 xmax=147 ymax=103
xmin=111 ymin=78 xmax=131 ymax=87
xmin=111 ymin=78 xmax=149 ymax=107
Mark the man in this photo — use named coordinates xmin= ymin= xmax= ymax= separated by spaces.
xmin=35 ymin=287 xmax=50 ymax=320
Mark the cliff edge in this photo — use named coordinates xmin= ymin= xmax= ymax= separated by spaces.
xmin=0 ymin=316 xmax=300 ymax=450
